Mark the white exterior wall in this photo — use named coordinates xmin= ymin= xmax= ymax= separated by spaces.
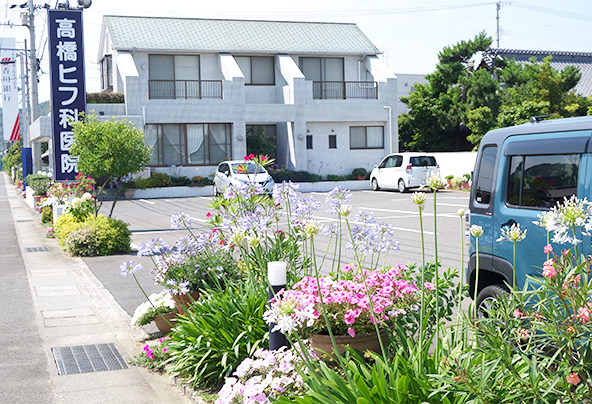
xmin=102 ymin=44 xmax=398 ymax=179
xmin=395 ymin=73 xmax=428 ymax=116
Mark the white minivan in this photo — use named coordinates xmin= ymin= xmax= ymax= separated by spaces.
xmin=370 ymin=153 xmax=439 ymax=192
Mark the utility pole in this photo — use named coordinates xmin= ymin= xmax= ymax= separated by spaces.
xmin=22 ymin=0 xmax=41 ymax=173
xmin=496 ymin=1 xmax=501 ymax=48
xmin=28 ymin=0 xmax=39 ymax=121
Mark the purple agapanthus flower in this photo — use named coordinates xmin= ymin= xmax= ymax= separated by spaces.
xmin=137 ymin=237 xmax=170 ymax=256
xmin=120 ymin=260 xmax=143 ymax=277
xmin=171 ymin=212 xmax=194 ymax=230
xmin=272 ymin=181 xmax=300 ymax=206
xmin=326 ymin=186 xmax=352 ymax=215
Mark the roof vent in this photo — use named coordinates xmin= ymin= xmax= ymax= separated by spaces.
xmin=530 ymin=115 xmax=550 ymax=124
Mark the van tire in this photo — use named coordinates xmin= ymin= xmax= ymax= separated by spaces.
xmin=398 ymin=179 xmax=407 ymax=193
xmin=213 ymin=184 xmax=220 ymax=196
xmin=371 ymin=178 xmax=380 ymax=191
xmin=476 ymin=284 xmax=509 ymax=318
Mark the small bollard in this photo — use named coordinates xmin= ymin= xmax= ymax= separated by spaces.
xmin=268 ymin=261 xmax=287 ymax=351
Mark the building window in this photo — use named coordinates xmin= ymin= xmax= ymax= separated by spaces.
xmin=306 ymin=135 xmax=313 ymax=149
xmin=328 ymin=134 xmax=337 ymax=149
xmin=149 ymin=55 xmax=201 ymax=99
xmin=145 ymin=123 xmax=231 ymax=166
xmin=299 ymin=57 xmax=344 ymax=81
xmin=349 ymin=126 xmax=384 ymax=149
xmin=246 ymin=124 xmax=277 ymax=159
xmin=100 ymin=55 xmax=112 ymax=91
xmin=300 ymin=57 xmax=345 ymax=99
xmin=507 ymin=154 xmax=579 ymax=209
xmin=235 ymin=56 xmax=275 ymax=85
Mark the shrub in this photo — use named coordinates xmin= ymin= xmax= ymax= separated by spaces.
xmin=326 ymin=174 xmax=347 ymax=181
xmin=171 ymin=176 xmax=192 ymax=186
xmin=350 ymin=167 xmax=368 ymax=179
xmin=2 ymin=141 xmax=22 ymax=173
xmin=86 ymin=92 xmax=125 ymax=104
xmin=41 ymin=206 xmax=53 ymax=225
xmin=56 ymin=214 xmax=131 ymax=256
xmin=25 ymin=174 xmax=52 ymax=196
xmin=54 ymin=213 xmax=83 ymax=246
xmin=166 ymin=278 xmax=269 ymax=388
xmin=268 ymin=168 xmax=322 ymax=183
xmin=134 ymin=173 xmax=173 ymax=189
xmin=191 ymin=176 xmax=213 ymax=186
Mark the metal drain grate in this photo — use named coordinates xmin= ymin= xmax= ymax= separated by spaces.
xmin=16 ymin=219 xmax=33 ymax=222
xmin=24 ymin=246 xmax=50 ymax=253
xmin=52 ymin=343 xmax=128 ymax=375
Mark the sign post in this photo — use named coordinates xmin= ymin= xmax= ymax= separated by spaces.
xmin=48 ymin=9 xmax=86 ymax=182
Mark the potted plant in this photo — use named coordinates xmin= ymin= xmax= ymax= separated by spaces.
xmin=25 ymin=173 xmax=52 ymax=203
xmin=135 ymin=212 xmax=242 ymax=314
xmin=351 ymin=167 xmax=368 ymax=181
xmin=445 ymin=174 xmax=454 ymax=188
xmin=264 ymin=264 xmax=420 ymax=357
xmin=131 ymin=291 xmax=177 ymax=334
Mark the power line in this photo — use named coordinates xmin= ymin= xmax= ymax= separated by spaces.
xmin=512 ymin=1 xmax=592 ymax=23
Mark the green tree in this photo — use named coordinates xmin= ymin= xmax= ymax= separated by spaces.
xmin=70 ymin=114 xmax=151 ymax=218
xmin=400 ymin=34 xmax=592 ymax=150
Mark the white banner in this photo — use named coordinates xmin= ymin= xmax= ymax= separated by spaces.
xmin=1 ymin=38 xmax=20 ymax=141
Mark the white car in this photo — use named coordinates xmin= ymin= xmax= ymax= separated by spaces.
xmin=370 ymin=153 xmax=439 ymax=192
xmin=213 ymin=160 xmax=275 ymax=196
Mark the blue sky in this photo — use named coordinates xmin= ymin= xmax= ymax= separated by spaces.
xmin=0 ymin=0 xmax=590 ymax=101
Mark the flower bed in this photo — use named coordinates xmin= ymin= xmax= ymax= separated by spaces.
xmin=124 ymin=154 xmax=592 ymax=403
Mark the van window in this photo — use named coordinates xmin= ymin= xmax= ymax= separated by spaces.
xmin=409 ymin=156 xmax=436 ymax=167
xmin=474 ymin=146 xmax=497 ymax=205
xmin=507 ymin=154 xmax=579 ymax=209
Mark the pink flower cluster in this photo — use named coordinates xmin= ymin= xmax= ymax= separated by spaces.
xmin=542 ymin=259 xmax=556 ymax=279
xmin=265 ymin=265 xmax=420 ymax=336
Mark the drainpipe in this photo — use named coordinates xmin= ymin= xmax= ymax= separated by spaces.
xmin=384 ymin=105 xmax=392 ymax=153
xmin=357 ymin=52 xmax=367 ymax=81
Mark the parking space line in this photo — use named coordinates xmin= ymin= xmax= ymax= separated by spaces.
xmin=139 ymin=199 xmax=156 ymax=205
xmin=315 ymin=215 xmax=435 ymax=235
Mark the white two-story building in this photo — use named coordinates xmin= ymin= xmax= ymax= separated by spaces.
xmin=90 ymin=16 xmax=398 ymax=178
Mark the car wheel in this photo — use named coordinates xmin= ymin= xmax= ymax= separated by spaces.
xmin=476 ymin=284 xmax=509 ymax=319
xmin=371 ymin=178 xmax=380 ymax=191
xmin=398 ymin=179 xmax=407 ymax=193
xmin=213 ymin=183 xmax=220 ymax=196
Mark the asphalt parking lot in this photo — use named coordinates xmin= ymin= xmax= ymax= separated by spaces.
xmin=84 ymin=188 xmax=471 ymax=317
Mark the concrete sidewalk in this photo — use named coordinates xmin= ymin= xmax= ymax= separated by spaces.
xmin=0 ymin=173 xmax=192 ymax=404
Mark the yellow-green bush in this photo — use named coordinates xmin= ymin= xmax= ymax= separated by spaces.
xmin=55 ymin=213 xmax=131 ymax=256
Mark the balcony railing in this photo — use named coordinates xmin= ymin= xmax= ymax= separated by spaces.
xmin=312 ymin=81 xmax=378 ymax=100
xmin=149 ymin=80 xmax=223 ymax=99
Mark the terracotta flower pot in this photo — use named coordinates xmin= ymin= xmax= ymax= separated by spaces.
xmin=309 ymin=328 xmax=388 ymax=358
xmin=154 ymin=311 xmax=177 ymax=334
xmin=173 ymin=291 xmax=200 ymax=315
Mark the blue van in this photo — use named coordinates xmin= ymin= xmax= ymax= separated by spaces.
xmin=468 ymin=116 xmax=592 ymax=308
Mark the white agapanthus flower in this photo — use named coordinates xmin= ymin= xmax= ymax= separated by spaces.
xmin=547 ymin=196 xmax=592 ymax=245
xmin=411 ymin=192 xmax=426 ymax=210
xmin=470 ymin=225 xmax=484 ymax=237
xmin=497 ymin=223 xmax=527 ymax=243
xmin=425 ymin=172 xmax=444 ymax=190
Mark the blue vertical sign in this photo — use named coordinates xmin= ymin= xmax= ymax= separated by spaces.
xmin=48 ymin=9 xmax=86 ymax=182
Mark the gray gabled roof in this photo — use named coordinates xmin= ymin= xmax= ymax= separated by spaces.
xmin=103 ymin=16 xmax=381 ymax=55
xmin=487 ymin=48 xmax=592 ymax=97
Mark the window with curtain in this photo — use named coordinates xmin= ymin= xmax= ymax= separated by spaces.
xmin=149 ymin=55 xmax=200 ymax=99
xmin=145 ymin=123 xmax=231 ymax=166
xmin=299 ymin=57 xmax=344 ymax=81
xmin=234 ymin=56 xmax=275 ymax=85
xmin=349 ymin=126 xmax=384 ymax=149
